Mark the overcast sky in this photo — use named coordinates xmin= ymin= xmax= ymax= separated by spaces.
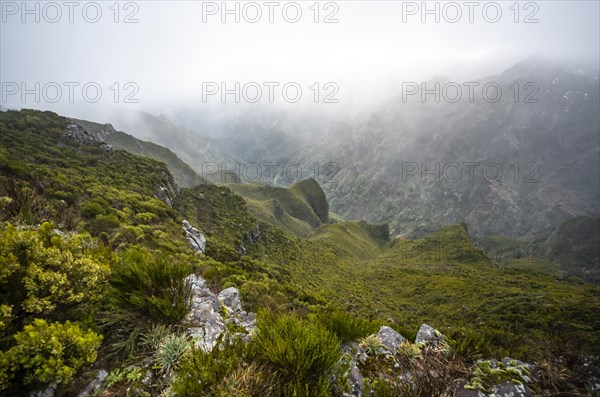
xmin=1 ymin=0 xmax=599 ymax=118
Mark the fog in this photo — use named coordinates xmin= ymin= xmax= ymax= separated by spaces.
xmin=1 ymin=0 xmax=599 ymax=133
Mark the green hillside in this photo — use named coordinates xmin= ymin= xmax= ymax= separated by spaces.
xmin=228 ymin=179 xmax=329 ymax=235
xmin=71 ymin=118 xmax=206 ymax=188
xmin=1 ymin=109 xmax=599 ymax=396
xmin=479 ymin=215 xmax=600 ymax=284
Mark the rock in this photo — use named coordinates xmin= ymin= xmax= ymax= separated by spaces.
xmin=52 ymin=229 xmax=65 ymax=237
xmin=457 ymin=358 xmax=535 ymax=397
xmin=415 ymin=323 xmax=444 ymax=347
xmin=77 ymin=370 xmax=108 ymax=397
xmin=491 ymin=381 xmax=533 ymax=397
xmin=245 ymin=223 xmax=261 ymax=243
xmin=182 ymin=220 xmax=206 ymax=253
xmin=30 ymin=383 xmax=57 ymax=397
xmin=187 ymin=319 xmax=225 ymax=353
xmin=377 ymin=325 xmax=406 ymax=353
xmin=340 ymin=342 xmax=367 ymax=397
xmin=217 ymin=287 xmax=242 ymax=313
xmin=237 ymin=244 xmax=247 ymax=255
xmin=64 ymin=123 xmax=94 ymax=143
xmin=158 ymin=186 xmax=172 ymax=207
xmin=187 ymin=274 xmax=211 ymax=297
xmin=454 ymin=386 xmax=484 ymax=397
xmin=184 ymin=275 xmax=255 ymax=352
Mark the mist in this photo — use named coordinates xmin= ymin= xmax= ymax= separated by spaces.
xmin=1 ymin=0 xmax=599 ymax=135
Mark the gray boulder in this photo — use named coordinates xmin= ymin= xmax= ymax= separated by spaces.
xmin=415 ymin=323 xmax=444 ymax=347
xmin=377 ymin=326 xmax=407 ymax=353
xmin=217 ymin=287 xmax=242 ymax=313
xmin=158 ymin=186 xmax=172 ymax=207
xmin=492 ymin=381 xmax=533 ymax=397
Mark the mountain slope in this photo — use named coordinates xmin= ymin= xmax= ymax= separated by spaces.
xmin=228 ymin=178 xmax=329 ymax=236
xmin=71 ymin=118 xmax=205 ymax=188
xmin=83 ymin=107 xmax=240 ymax=183
xmin=1 ymin=108 xmax=599 ymax=396
xmin=321 ymin=58 xmax=599 ymax=239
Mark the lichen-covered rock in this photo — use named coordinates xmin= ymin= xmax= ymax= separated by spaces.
xmin=217 ymin=287 xmax=242 ymax=313
xmin=377 ymin=325 xmax=406 ymax=353
xmin=182 ymin=220 xmax=206 ymax=253
xmin=340 ymin=342 xmax=367 ymax=397
xmin=414 ymin=323 xmax=444 ymax=347
xmin=459 ymin=357 xmax=536 ymax=397
xmin=77 ymin=370 xmax=108 ymax=397
xmin=184 ymin=275 xmax=255 ymax=352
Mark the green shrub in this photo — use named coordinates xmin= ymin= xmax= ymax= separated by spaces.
xmin=154 ymin=333 xmax=191 ymax=375
xmin=0 ymin=222 xmax=110 ymax=319
xmin=359 ymin=335 xmax=385 ymax=356
xmin=79 ymin=200 xmax=106 ymax=220
xmin=171 ymin=339 xmax=248 ymax=396
xmin=313 ymin=310 xmax=379 ymax=343
xmin=0 ymin=319 xmax=102 ymax=392
xmin=253 ymin=311 xmax=341 ymax=397
xmin=108 ymin=248 xmax=192 ymax=323
xmin=141 ymin=324 xmax=173 ymax=351
xmin=465 ymin=360 xmax=532 ymax=393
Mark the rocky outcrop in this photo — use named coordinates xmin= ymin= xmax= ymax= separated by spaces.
xmin=182 ymin=220 xmax=206 ymax=254
xmin=30 ymin=383 xmax=57 ymax=397
xmin=63 ymin=123 xmax=113 ymax=153
xmin=343 ymin=324 xmax=536 ymax=397
xmin=183 ymin=275 xmax=255 ymax=352
xmin=158 ymin=186 xmax=173 ymax=207
xmin=245 ymin=222 xmax=261 ymax=243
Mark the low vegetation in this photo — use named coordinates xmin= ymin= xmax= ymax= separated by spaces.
xmin=1 ymin=109 xmax=599 ymax=395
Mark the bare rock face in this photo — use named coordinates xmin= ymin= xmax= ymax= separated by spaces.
xmin=63 ymin=123 xmax=113 ymax=152
xmin=182 ymin=220 xmax=206 ymax=254
xmin=183 ymin=275 xmax=255 ymax=352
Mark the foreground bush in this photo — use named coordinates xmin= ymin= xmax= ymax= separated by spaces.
xmin=0 ymin=319 xmax=102 ymax=392
xmin=171 ymin=339 xmax=257 ymax=396
xmin=108 ymin=248 xmax=192 ymax=324
xmin=253 ymin=311 xmax=342 ymax=397
xmin=0 ymin=222 xmax=110 ymax=323
xmin=313 ymin=310 xmax=379 ymax=343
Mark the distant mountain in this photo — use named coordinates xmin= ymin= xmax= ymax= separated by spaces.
xmin=85 ymin=108 xmax=241 ymax=183
xmin=185 ymin=59 xmax=598 ymax=241
xmin=319 ymin=58 xmax=600 ymax=239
